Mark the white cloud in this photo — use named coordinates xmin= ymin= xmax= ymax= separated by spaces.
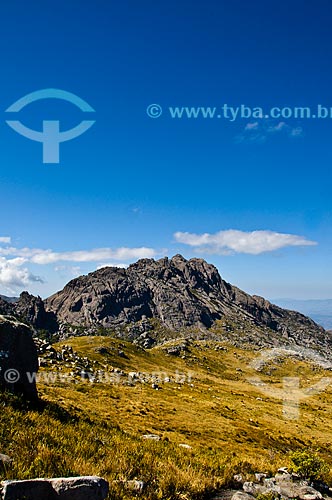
xmin=54 ymin=265 xmax=82 ymax=277
xmin=0 ymin=237 xmax=11 ymax=244
xmin=0 ymin=246 xmax=158 ymax=265
xmin=96 ymin=263 xmax=128 ymax=270
xmin=290 ymin=126 xmax=303 ymax=137
xmin=0 ymin=240 xmax=158 ymax=293
xmin=0 ymin=256 xmax=43 ymax=292
xmin=174 ymin=229 xmax=317 ymax=255
xmin=245 ymin=122 xmax=259 ymax=130
xmin=236 ymin=120 xmax=304 ymax=144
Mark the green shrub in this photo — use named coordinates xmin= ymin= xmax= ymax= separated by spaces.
xmin=256 ymin=492 xmax=280 ymax=500
xmin=289 ymin=449 xmax=329 ymax=481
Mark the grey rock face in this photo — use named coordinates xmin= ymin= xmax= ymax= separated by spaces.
xmin=14 ymin=292 xmax=58 ymax=333
xmin=1 ymin=476 xmax=109 ymax=500
xmin=0 ymin=298 xmax=14 ymax=317
xmin=45 ymin=255 xmax=330 ymax=350
xmin=0 ymin=315 xmax=38 ymax=400
xmin=0 ymin=293 xmax=58 ymax=333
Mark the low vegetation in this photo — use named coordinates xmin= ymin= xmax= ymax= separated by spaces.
xmin=289 ymin=449 xmax=329 ymax=481
xmin=1 ymin=336 xmax=332 ymax=499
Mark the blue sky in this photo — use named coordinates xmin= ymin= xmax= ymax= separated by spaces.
xmin=0 ymin=0 xmax=331 ymax=299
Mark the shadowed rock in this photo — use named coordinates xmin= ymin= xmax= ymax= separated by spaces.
xmin=14 ymin=292 xmax=58 ymax=333
xmin=1 ymin=476 xmax=109 ymax=500
xmin=0 ymin=315 xmax=38 ymax=400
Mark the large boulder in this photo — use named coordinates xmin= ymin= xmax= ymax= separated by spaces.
xmin=1 ymin=476 xmax=109 ymax=500
xmin=0 ymin=315 xmax=38 ymax=400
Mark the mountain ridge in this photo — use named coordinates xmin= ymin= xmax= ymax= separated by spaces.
xmin=44 ymin=255 xmax=331 ymax=352
xmin=1 ymin=255 xmax=330 ymax=353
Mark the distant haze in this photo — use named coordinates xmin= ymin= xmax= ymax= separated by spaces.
xmin=0 ymin=294 xmax=18 ymax=304
xmin=273 ymin=299 xmax=332 ymax=330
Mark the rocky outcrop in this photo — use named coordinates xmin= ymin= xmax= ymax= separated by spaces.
xmin=0 ymin=293 xmax=58 ymax=333
xmin=1 ymin=476 xmax=109 ymax=500
xmin=14 ymin=292 xmax=58 ymax=333
xmin=211 ymin=468 xmax=328 ymax=500
xmin=0 ymin=298 xmax=14 ymax=317
xmin=45 ymin=255 xmax=330 ymax=350
xmin=0 ymin=315 xmax=38 ymax=400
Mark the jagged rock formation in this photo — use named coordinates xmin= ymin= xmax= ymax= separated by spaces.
xmin=45 ymin=255 xmax=330 ymax=349
xmin=14 ymin=292 xmax=58 ymax=332
xmin=0 ymin=315 xmax=38 ymax=400
xmin=0 ymin=293 xmax=58 ymax=333
xmin=0 ymin=298 xmax=14 ymax=317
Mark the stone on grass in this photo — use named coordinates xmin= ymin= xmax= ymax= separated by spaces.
xmin=1 ymin=476 xmax=109 ymax=500
xmin=231 ymin=492 xmax=256 ymax=500
xmin=141 ymin=434 xmax=160 ymax=441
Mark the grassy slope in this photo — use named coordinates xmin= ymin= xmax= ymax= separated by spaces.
xmin=1 ymin=336 xmax=332 ymax=499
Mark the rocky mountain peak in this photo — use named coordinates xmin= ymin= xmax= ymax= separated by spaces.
xmin=44 ymin=255 xmax=331 ymax=352
xmin=1 ymin=255 xmax=330 ymax=352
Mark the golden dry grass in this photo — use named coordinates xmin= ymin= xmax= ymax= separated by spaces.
xmin=1 ymin=336 xmax=332 ymax=499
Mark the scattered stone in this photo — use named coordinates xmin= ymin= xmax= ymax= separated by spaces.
xmin=298 ymin=486 xmax=323 ymax=500
xmin=80 ymin=370 xmax=92 ymax=380
xmin=0 ymin=454 xmax=12 ymax=465
xmin=119 ymin=480 xmax=145 ymax=493
xmin=179 ymin=443 xmax=192 ymax=449
xmin=233 ymin=474 xmax=244 ymax=484
xmin=255 ymin=473 xmax=267 ymax=483
xmin=243 ymin=482 xmax=267 ymax=496
xmin=213 ymin=469 xmax=324 ymax=500
xmin=275 ymin=480 xmax=297 ymax=498
xmin=231 ymin=492 xmax=256 ymax=500
xmin=166 ymin=346 xmax=182 ymax=356
xmin=1 ymin=476 xmax=109 ymax=500
xmin=141 ymin=434 xmax=160 ymax=441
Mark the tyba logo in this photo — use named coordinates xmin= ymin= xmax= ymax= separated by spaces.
xmin=5 ymin=89 xmax=96 ymax=164
xmin=247 ymin=347 xmax=332 ymax=420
